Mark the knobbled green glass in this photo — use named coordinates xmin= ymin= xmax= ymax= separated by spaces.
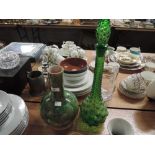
xmin=40 ymin=65 xmax=79 ymax=131
xmin=80 ymin=19 xmax=111 ymax=127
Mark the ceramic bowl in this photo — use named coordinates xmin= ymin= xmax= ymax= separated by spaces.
xmin=124 ymin=73 xmax=146 ymax=94
xmin=60 ymin=58 xmax=88 ymax=84
xmin=60 ymin=58 xmax=87 ymax=74
xmin=140 ymin=71 xmax=155 ymax=84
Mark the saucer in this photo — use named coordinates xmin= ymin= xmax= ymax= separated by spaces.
xmin=120 ymin=63 xmax=145 ymax=71
xmin=118 ymin=56 xmax=138 ymax=65
xmin=119 ymin=62 xmax=140 ymax=68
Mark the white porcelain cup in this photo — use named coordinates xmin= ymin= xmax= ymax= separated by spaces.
xmin=130 ymin=47 xmax=141 ymax=58
xmin=107 ymin=118 xmax=134 ymax=135
xmin=116 ymin=46 xmax=127 ymax=53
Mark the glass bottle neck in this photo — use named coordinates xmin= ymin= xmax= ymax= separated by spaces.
xmin=90 ymin=44 xmax=107 ymax=100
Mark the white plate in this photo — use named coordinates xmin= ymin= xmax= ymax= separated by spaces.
xmin=74 ymin=87 xmax=92 ymax=96
xmin=0 ymin=90 xmax=10 ymax=115
xmin=64 ymin=73 xmax=88 ymax=88
xmin=64 ymin=70 xmax=93 ymax=94
xmin=0 ymin=94 xmax=27 ymax=135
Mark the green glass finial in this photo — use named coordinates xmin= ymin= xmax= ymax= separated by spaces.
xmin=96 ymin=19 xmax=111 ymax=46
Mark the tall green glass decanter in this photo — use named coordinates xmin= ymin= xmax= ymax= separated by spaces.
xmin=40 ymin=65 xmax=79 ymax=131
xmin=79 ymin=19 xmax=111 ymax=130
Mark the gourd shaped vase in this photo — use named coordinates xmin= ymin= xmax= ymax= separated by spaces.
xmin=40 ymin=65 xmax=79 ymax=130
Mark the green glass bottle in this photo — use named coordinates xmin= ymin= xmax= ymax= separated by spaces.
xmin=40 ymin=65 xmax=79 ymax=131
xmin=80 ymin=19 xmax=111 ymax=127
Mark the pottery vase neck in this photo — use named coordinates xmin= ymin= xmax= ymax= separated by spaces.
xmin=48 ymin=65 xmax=65 ymax=103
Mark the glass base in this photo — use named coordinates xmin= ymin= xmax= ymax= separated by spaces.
xmin=102 ymin=89 xmax=113 ymax=101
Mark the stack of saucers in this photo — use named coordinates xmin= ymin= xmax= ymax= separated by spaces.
xmin=60 ymin=58 xmax=93 ymax=96
xmin=109 ymin=52 xmax=145 ymax=71
xmin=0 ymin=90 xmax=29 ymax=135
xmin=118 ymin=56 xmax=143 ymax=71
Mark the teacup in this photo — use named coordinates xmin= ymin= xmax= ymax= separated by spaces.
xmin=130 ymin=47 xmax=141 ymax=58
xmin=116 ymin=46 xmax=127 ymax=53
xmin=107 ymin=118 xmax=134 ymax=135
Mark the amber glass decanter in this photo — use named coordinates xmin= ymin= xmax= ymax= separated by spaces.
xmin=40 ymin=65 xmax=79 ymax=131
xmin=79 ymin=20 xmax=111 ymax=133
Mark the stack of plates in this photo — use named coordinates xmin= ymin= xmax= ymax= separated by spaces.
xmin=109 ymin=52 xmax=145 ymax=71
xmin=0 ymin=90 xmax=29 ymax=135
xmin=0 ymin=91 xmax=12 ymax=126
xmin=64 ymin=70 xmax=93 ymax=96
xmin=119 ymin=57 xmax=144 ymax=71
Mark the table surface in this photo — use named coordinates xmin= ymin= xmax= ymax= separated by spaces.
xmin=22 ymin=50 xmax=155 ymax=135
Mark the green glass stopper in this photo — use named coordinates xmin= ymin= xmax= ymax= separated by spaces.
xmin=96 ymin=19 xmax=111 ymax=46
